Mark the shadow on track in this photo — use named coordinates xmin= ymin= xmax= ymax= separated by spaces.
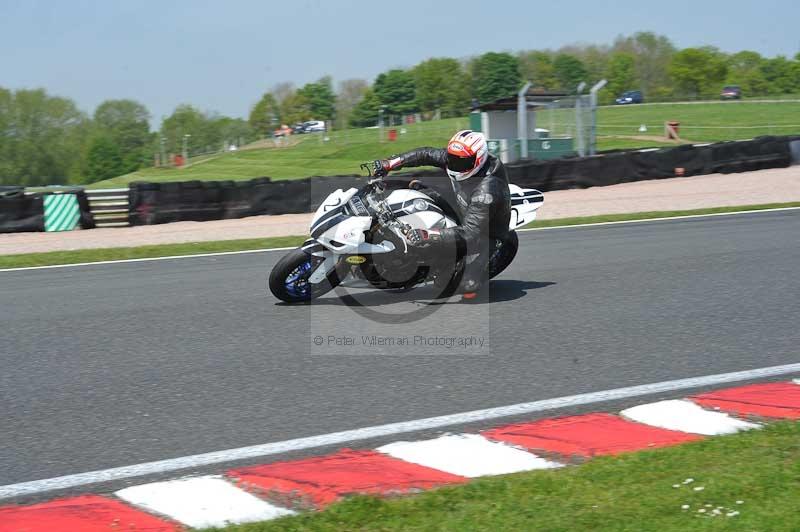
xmin=274 ymin=279 xmax=555 ymax=307
xmin=486 ymin=279 xmax=557 ymax=303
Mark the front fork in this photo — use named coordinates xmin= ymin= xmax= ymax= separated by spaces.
xmin=307 ymin=253 xmax=338 ymax=284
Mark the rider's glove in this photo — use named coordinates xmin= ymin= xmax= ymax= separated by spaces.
xmin=372 ymin=159 xmax=391 ymax=177
xmin=406 ymin=228 xmax=440 ymax=248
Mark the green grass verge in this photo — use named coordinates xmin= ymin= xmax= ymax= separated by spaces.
xmin=595 ymin=137 xmax=680 ymax=151
xmin=2 ymin=202 xmax=797 ymax=270
xmin=597 ymin=100 xmax=800 ymax=142
xmin=0 ymin=236 xmax=306 ymax=269
xmin=87 ymin=101 xmax=800 ymax=188
xmin=210 ymin=421 xmax=800 ymax=531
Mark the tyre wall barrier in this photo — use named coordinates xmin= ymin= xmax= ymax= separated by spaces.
xmin=505 ymin=135 xmax=792 ymax=190
xmin=74 ymin=189 xmax=96 ymax=229
xmin=127 ymin=172 xmax=461 ymax=227
xmin=128 ymin=175 xmax=373 ymax=225
xmin=129 ymin=136 xmax=792 ymax=225
xmin=790 ymin=136 xmax=800 ymax=165
xmin=0 ymin=187 xmax=95 ymax=233
xmin=0 ymin=186 xmax=44 ymax=233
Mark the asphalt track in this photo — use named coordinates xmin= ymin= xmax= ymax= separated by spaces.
xmin=1 ymin=210 xmax=799 ymax=493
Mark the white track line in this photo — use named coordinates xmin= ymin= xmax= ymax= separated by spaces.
xmin=377 ymin=434 xmax=561 ymax=477
xmin=115 ymin=475 xmax=294 ymax=528
xmin=517 ymin=206 xmax=800 ymax=233
xmin=2 ymin=207 xmax=797 ymax=273
xmin=621 ymin=400 xmax=760 ymax=435
xmin=1 ymin=362 xmax=798 ymax=500
xmin=0 ymin=247 xmax=296 ymax=273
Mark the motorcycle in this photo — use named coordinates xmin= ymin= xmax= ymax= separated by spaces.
xmin=268 ymin=165 xmax=544 ymax=303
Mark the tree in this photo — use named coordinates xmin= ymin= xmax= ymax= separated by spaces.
xmin=0 ymin=87 xmax=13 ymax=181
xmin=249 ymin=92 xmax=280 ymax=136
xmin=727 ymin=51 xmax=769 ymax=95
xmin=604 ymin=52 xmax=636 ymax=102
xmin=669 ymin=47 xmax=728 ymax=98
xmin=470 ymin=52 xmax=522 ymax=105
xmin=0 ymin=88 xmax=89 ymax=186
xmin=553 ymin=54 xmax=588 ymax=91
xmin=280 ymin=92 xmax=312 ymax=124
xmin=348 ymin=88 xmax=381 ymax=127
xmin=374 ymin=69 xmax=417 ymax=115
xmin=271 ymin=82 xmax=295 ymax=106
xmin=161 ymin=104 xmax=207 ymax=155
xmin=297 ymin=76 xmax=336 ymax=122
xmin=517 ymin=51 xmax=558 ymax=90
xmin=93 ymin=99 xmax=151 ymax=173
xmin=413 ymin=57 xmax=469 ymax=117
xmin=161 ymin=105 xmax=256 ymax=156
xmin=760 ymin=56 xmax=800 ymax=95
xmin=214 ymin=117 xmax=256 ymax=148
xmin=559 ymin=44 xmax=609 ymax=85
xmin=85 ymin=135 xmax=124 ymax=182
xmin=335 ymin=79 xmax=369 ymax=129
xmin=613 ymin=32 xmax=676 ymax=98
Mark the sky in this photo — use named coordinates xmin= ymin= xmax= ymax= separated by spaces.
xmin=2 ymin=0 xmax=798 ymax=123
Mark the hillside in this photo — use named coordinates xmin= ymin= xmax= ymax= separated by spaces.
xmin=89 ymin=101 xmax=800 ymax=188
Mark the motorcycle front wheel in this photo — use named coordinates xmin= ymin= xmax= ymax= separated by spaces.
xmin=269 ymin=248 xmax=342 ymax=303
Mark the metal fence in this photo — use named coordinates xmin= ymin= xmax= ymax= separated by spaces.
xmin=534 ymin=94 xmax=593 ymax=156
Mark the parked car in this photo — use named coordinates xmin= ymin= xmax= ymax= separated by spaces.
xmin=721 ymin=85 xmax=742 ymax=100
xmin=290 ymin=123 xmax=307 ymax=134
xmin=303 ymin=120 xmax=326 ymax=132
xmin=615 ymin=90 xmax=644 ymax=105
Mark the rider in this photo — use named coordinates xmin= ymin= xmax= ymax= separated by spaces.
xmin=371 ymin=130 xmax=511 ymax=297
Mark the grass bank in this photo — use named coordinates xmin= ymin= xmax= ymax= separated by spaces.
xmin=88 ymin=101 xmax=800 ymax=188
xmin=210 ymin=421 xmax=800 ymax=531
xmin=2 ymin=203 xmax=797 ymax=270
xmin=90 ymin=117 xmax=471 ymax=188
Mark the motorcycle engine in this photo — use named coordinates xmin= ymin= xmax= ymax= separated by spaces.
xmin=361 ymin=226 xmax=428 ymax=288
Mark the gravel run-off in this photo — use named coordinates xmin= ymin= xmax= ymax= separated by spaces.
xmin=1 ymin=166 xmax=798 ymax=255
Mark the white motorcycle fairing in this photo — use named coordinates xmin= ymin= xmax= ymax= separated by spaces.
xmin=307 ymin=187 xmax=374 ymax=255
xmin=508 ymin=184 xmax=544 ymax=229
xmin=306 ymin=188 xmax=457 ymax=256
xmin=304 ymin=183 xmax=544 ymax=259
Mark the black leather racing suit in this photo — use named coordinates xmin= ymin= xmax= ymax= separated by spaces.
xmin=387 ymin=147 xmax=511 ymax=291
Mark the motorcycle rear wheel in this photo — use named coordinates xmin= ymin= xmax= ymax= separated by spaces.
xmin=269 ymin=248 xmax=342 ymax=303
xmin=488 ymin=231 xmax=519 ymax=279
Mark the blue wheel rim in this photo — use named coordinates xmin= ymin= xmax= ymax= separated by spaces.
xmin=285 ymin=259 xmax=316 ymax=298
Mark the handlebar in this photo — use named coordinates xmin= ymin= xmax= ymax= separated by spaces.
xmin=358 ymin=163 xmax=412 ymax=248
xmin=360 ymin=163 xmax=411 ymax=241
xmin=359 ymin=162 xmax=374 ymax=177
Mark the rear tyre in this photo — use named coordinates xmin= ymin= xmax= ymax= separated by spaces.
xmin=269 ymin=248 xmax=342 ymax=303
xmin=488 ymin=231 xmax=519 ymax=279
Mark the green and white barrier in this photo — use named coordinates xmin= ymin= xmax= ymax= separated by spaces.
xmin=43 ymin=194 xmax=80 ymax=232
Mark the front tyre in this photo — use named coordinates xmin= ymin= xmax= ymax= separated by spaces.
xmin=269 ymin=248 xmax=342 ymax=303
